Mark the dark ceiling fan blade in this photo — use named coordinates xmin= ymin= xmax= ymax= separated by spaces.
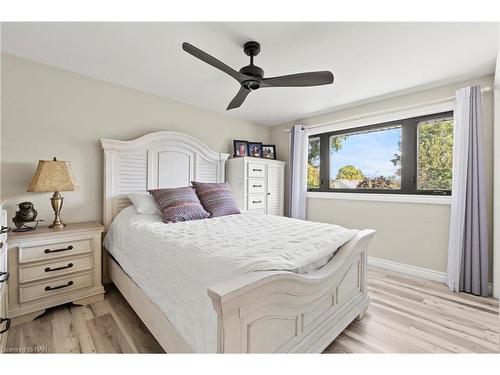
xmin=227 ymin=86 xmax=251 ymax=110
xmin=182 ymin=42 xmax=245 ymax=83
xmin=260 ymin=71 xmax=334 ymax=87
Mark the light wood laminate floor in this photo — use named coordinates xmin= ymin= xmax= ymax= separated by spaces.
xmin=1 ymin=266 xmax=498 ymax=354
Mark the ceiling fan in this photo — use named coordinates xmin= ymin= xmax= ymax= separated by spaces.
xmin=182 ymin=41 xmax=334 ymax=110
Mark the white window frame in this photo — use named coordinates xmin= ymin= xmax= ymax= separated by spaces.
xmin=305 ymin=100 xmax=455 ymax=205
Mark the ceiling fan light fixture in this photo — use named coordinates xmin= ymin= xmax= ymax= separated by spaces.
xmin=243 ymin=80 xmax=260 ymax=91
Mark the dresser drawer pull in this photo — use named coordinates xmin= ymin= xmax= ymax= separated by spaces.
xmin=45 ymin=280 xmax=73 ymax=291
xmin=252 ymin=184 xmax=262 ymax=188
xmin=0 ymin=317 xmax=11 ymax=334
xmin=252 ymin=168 xmax=262 ymax=172
xmin=45 ymin=263 xmax=73 ymax=273
xmin=0 ymin=271 xmax=9 ymax=283
xmin=252 ymin=200 xmax=262 ymax=204
xmin=44 ymin=245 xmax=73 ymax=254
xmin=0 ymin=226 xmax=11 ymax=234
xmin=0 ymin=241 xmax=3 ymax=249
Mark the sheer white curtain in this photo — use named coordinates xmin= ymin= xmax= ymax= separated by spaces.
xmin=288 ymin=125 xmax=308 ymax=219
xmin=447 ymin=86 xmax=489 ymax=296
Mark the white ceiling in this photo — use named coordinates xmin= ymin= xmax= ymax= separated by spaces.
xmin=1 ymin=22 xmax=498 ymax=126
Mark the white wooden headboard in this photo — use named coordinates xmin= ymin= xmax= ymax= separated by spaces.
xmin=100 ymin=131 xmax=230 ymax=228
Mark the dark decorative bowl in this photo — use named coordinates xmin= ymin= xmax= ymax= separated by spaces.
xmin=13 ymin=201 xmax=38 ymax=229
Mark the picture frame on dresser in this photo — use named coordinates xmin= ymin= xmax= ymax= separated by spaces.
xmin=262 ymin=144 xmax=276 ymax=160
xmin=233 ymin=140 xmax=248 ymax=157
xmin=247 ymin=142 xmax=263 ymax=158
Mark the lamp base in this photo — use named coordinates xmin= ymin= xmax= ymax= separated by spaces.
xmin=48 ymin=222 xmax=66 ymax=230
xmin=49 ymin=191 xmax=66 ymax=230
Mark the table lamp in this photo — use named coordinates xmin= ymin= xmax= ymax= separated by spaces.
xmin=27 ymin=157 xmax=79 ymax=229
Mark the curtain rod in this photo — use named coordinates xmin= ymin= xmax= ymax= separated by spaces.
xmin=284 ymin=86 xmax=492 ymax=133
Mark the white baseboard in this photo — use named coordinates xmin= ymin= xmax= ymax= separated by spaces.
xmin=368 ymin=256 xmax=447 ymax=283
xmin=368 ymin=256 xmax=494 ymax=296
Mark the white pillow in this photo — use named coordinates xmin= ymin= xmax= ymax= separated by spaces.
xmin=128 ymin=193 xmax=161 ymax=215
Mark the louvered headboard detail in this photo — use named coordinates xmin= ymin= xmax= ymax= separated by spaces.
xmin=101 ymin=131 xmax=230 ymax=228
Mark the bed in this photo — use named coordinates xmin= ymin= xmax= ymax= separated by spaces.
xmin=100 ymin=131 xmax=375 ymax=353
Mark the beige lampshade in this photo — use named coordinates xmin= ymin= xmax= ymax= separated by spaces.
xmin=27 ymin=158 xmax=79 ymax=192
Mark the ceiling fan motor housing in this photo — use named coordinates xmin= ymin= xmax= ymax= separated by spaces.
xmin=239 ymin=64 xmax=264 ymax=79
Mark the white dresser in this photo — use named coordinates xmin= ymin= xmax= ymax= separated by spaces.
xmin=226 ymin=157 xmax=285 ymax=216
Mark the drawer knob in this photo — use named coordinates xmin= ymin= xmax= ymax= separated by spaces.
xmin=253 ymin=184 xmax=262 ymax=188
xmin=44 ymin=245 xmax=73 ymax=254
xmin=0 ymin=271 xmax=9 ymax=283
xmin=45 ymin=263 xmax=73 ymax=273
xmin=252 ymin=169 xmax=262 ymax=172
xmin=45 ymin=280 xmax=73 ymax=291
xmin=252 ymin=200 xmax=262 ymax=204
xmin=0 ymin=317 xmax=11 ymax=334
xmin=0 ymin=241 xmax=3 ymax=249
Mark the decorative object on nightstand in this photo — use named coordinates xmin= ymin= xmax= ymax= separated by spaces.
xmin=12 ymin=202 xmax=44 ymax=232
xmin=7 ymin=222 xmax=105 ymax=326
xmin=27 ymin=157 xmax=79 ymax=229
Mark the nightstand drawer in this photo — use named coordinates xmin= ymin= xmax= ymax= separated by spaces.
xmin=19 ymin=255 xmax=93 ymax=284
xmin=19 ymin=272 xmax=93 ymax=304
xmin=19 ymin=238 xmax=93 ymax=264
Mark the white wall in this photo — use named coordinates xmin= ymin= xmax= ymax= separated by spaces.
xmin=270 ymin=75 xmax=495 ymax=279
xmin=0 ymin=54 xmax=270 ymax=224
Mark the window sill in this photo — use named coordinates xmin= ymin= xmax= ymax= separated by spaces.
xmin=306 ymin=191 xmax=452 ymax=205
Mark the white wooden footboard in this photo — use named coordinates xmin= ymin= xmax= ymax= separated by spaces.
xmin=208 ymin=229 xmax=376 ymax=353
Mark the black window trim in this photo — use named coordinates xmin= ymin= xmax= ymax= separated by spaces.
xmin=307 ymin=111 xmax=453 ymax=196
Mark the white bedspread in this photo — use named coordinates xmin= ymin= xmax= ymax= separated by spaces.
xmin=103 ymin=206 xmax=358 ymax=352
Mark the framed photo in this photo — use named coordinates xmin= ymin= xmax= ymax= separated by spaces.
xmin=262 ymin=144 xmax=277 ymax=160
xmin=248 ymin=142 xmax=263 ymax=158
xmin=233 ymin=140 xmax=248 ymax=157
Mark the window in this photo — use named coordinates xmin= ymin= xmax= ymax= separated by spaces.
xmin=417 ymin=116 xmax=453 ymax=191
xmin=307 ymin=137 xmax=320 ymax=189
xmin=307 ymin=111 xmax=453 ymax=195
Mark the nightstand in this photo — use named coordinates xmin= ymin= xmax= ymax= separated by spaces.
xmin=7 ymin=222 xmax=105 ymax=326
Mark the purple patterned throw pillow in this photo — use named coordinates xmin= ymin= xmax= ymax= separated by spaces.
xmin=149 ymin=186 xmax=209 ymax=223
xmin=191 ymin=181 xmax=240 ymax=217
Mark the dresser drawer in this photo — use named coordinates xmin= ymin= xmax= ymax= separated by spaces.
xmin=19 ymin=238 xmax=93 ymax=264
xmin=19 ymin=255 xmax=93 ymax=284
xmin=247 ymin=179 xmax=266 ymax=194
xmin=247 ymin=162 xmax=266 ymax=178
xmin=19 ymin=272 xmax=93 ymax=304
xmin=247 ymin=195 xmax=266 ymax=210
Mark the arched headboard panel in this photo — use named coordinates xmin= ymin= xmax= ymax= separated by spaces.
xmin=100 ymin=131 xmax=230 ymax=228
